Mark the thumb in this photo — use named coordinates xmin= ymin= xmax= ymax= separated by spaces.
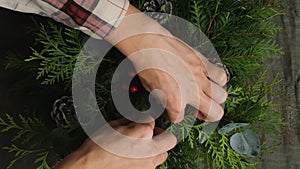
xmin=206 ymin=62 xmax=228 ymax=86
xmin=152 ymin=128 xmax=177 ymax=153
xmin=153 ymin=152 xmax=168 ymax=167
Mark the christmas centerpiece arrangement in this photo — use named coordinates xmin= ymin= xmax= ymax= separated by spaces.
xmin=1 ymin=0 xmax=285 ymax=168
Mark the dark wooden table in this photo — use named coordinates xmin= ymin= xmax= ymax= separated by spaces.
xmin=259 ymin=0 xmax=300 ymax=168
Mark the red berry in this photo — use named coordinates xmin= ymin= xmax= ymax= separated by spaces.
xmin=130 ymin=85 xmax=138 ymax=93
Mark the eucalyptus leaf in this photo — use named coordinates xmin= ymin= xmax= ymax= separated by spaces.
xmin=218 ymin=123 xmax=250 ymax=135
xmin=230 ymin=129 xmax=260 ymax=157
xmin=230 ymin=133 xmax=249 ymax=154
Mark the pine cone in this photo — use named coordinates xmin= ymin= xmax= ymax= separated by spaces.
xmin=143 ymin=0 xmax=173 ymax=24
xmin=51 ymin=96 xmax=76 ymax=128
xmin=143 ymin=0 xmax=162 ymax=12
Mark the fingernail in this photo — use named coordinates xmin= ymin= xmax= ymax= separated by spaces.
xmin=205 ymin=105 xmax=223 ymax=122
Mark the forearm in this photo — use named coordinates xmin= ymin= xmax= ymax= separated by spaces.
xmin=53 ymin=147 xmax=110 ymax=169
xmin=105 ymin=4 xmax=173 ymax=56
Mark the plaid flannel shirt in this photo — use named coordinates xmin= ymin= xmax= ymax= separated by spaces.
xmin=0 ymin=0 xmax=129 ymax=39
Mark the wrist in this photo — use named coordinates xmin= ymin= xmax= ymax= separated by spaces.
xmin=105 ymin=4 xmax=172 ymax=53
xmin=53 ymin=151 xmax=82 ymax=169
xmin=53 ymin=150 xmax=96 ymax=169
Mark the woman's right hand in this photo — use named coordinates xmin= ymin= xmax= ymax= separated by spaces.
xmin=54 ymin=118 xmax=176 ymax=169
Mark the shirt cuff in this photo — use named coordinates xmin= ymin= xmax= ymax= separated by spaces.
xmin=43 ymin=0 xmax=129 ymax=39
xmin=1 ymin=0 xmax=129 ymax=39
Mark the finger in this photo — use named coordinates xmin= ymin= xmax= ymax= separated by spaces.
xmin=206 ymin=61 xmax=228 ymax=86
xmin=194 ymin=94 xmax=224 ymax=122
xmin=196 ymin=112 xmax=206 ymax=120
xmin=152 ymin=129 xmax=177 ymax=153
xmin=153 ymin=152 xmax=168 ymax=167
xmin=188 ymin=77 xmax=226 ymax=108
xmin=165 ymin=95 xmax=185 ymax=123
xmin=132 ymin=114 xmax=156 ymax=127
xmin=109 ymin=118 xmax=132 ymax=127
xmin=128 ymin=120 xmax=155 ymax=130
xmin=153 ymin=127 xmax=165 ymax=136
xmin=126 ymin=122 xmax=155 ymax=138
xmin=165 ymin=106 xmax=185 ymax=123
xmin=202 ymin=80 xmax=228 ymax=104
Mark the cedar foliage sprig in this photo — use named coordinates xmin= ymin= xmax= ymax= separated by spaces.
xmin=0 ymin=114 xmax=53 ymax=169
xmin=3 ymin=145 xmax=51 ymax=169
xmin=25 ymin=22 xmax=83 ymax=85
xmin=186 ymin=0 xmax=283 ymax=80
xmin=204 ymin=134 xmax=258 ymax=169
xmin=0 ymin=114 xmax=50 ymax=144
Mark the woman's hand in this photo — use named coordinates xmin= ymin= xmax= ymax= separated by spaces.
xmin=106 ymin=5 xmax=228 ymax=123
xmin=54 ymin=118 xmax=176 ymax=169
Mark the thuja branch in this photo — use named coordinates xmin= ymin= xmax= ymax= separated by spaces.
xmin=0 ymin=114 xmax=50 ymax=144
xmin=3 ymin=145 xmax=52 ymax=169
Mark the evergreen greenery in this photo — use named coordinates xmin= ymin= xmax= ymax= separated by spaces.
xmin=0 ymin=114 xmax=53 ymax=169
xmin=1 ymin=0 xmax=286 ymax=168
xmin=25 ymin=22 xmax=84 ymax=86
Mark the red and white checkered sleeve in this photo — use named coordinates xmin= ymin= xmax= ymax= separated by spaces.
xmin=0 ymin=0 xmax=129 ymax=39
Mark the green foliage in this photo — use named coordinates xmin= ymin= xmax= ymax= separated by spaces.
xmin=190 ymin=0 xmax=206 ymax=29
xmin=3 ymin=145 xmax=51 ymax=169
xmin=0 ymin=114 xmax=50 ymax=144
xmin=0 ymin=114 xmax=53 ymax=169
xmin=204 ymin=134 xmax=257 ymax=169
xmin=1 ymin=0 xmax=286 ymax=168
xmin=163 ymin=115 xmax=208 ymax=149
xmin=186 ymin=0 xmax=284 ymax=82
xmin=223 ymin=70 xmax=284 ymax=128
xmin=25 ymin=22 xmax=84 ymax=85
xmin=35 ymin=152 xmax=51 ymax=169
xmin=0 ymin=113 xmax=87 ymax=169
xmin=3 ymin=52 xmax=36 ymax=72
xmin=157 ymin=120 xmax=209 ymax=169
xmin=159 ymin=141 xmax=204 ymax=169
xmin=129 ymin=0 xmax=146 ymax=9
